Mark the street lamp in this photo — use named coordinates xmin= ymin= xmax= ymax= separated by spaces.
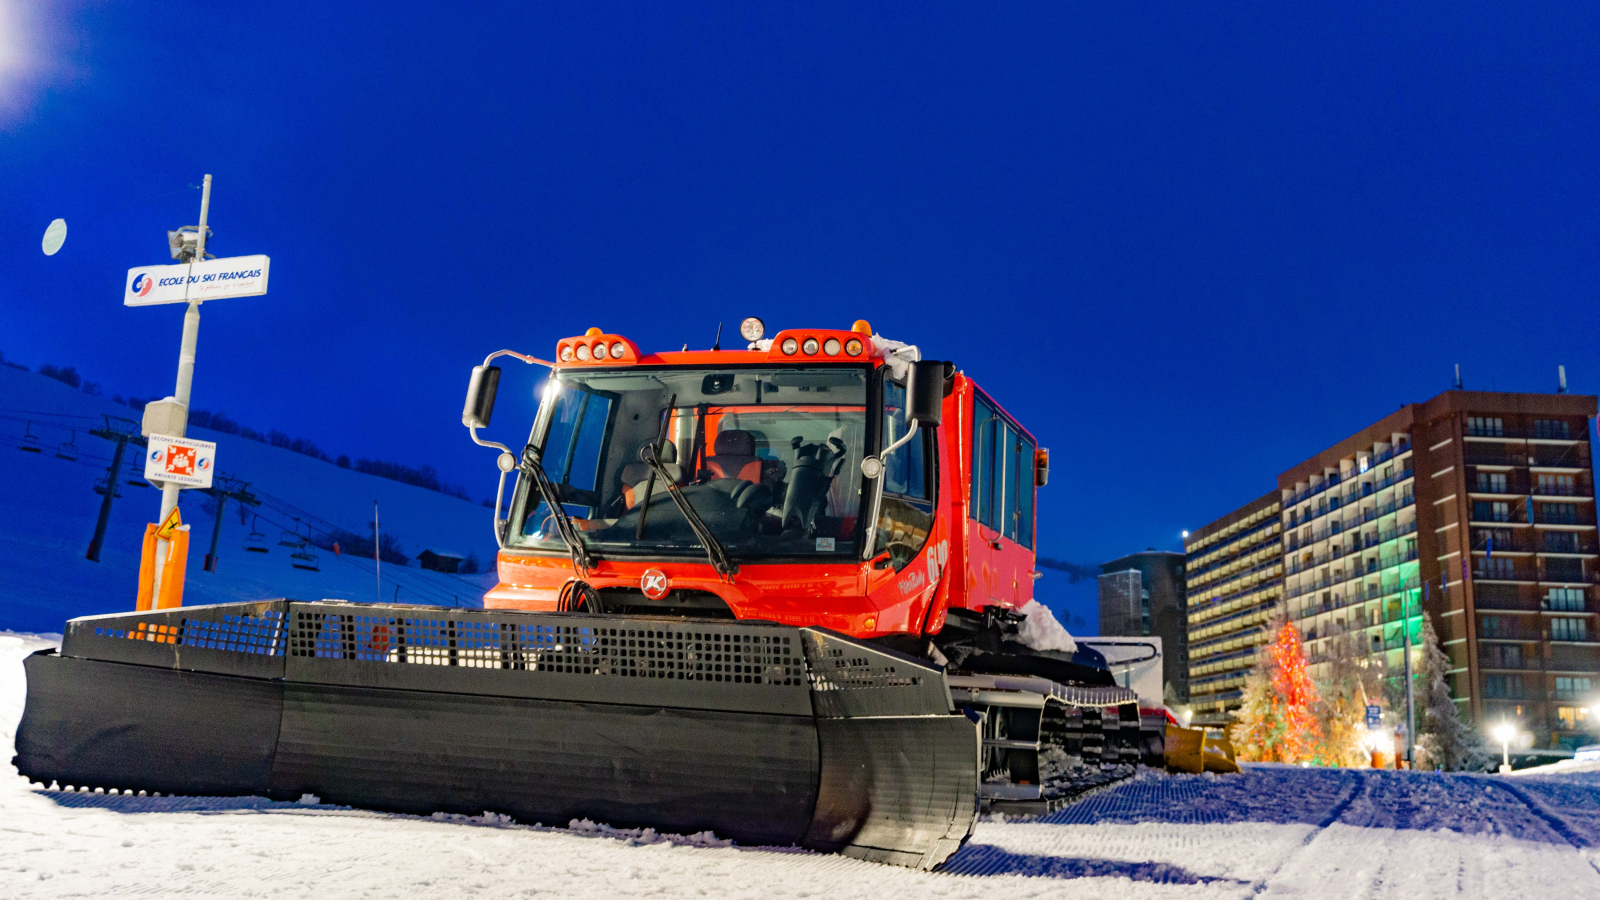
xmin=1493 ymin=721 xmax=1516 ymax=774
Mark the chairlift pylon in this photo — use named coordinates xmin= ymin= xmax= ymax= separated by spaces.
xmin=55 ymin=429 xmax=80 ymax=461
xmin=19 ymin=421 xmax=42 ymax=453
xmin=244 ymin=515 xmax=269 ymax=553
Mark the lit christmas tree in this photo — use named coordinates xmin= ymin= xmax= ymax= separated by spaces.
xmin=1231 ymin=616 xmax=1324 ymax=763
xmin=1315 ymin=632 xmax=1374 ymax=768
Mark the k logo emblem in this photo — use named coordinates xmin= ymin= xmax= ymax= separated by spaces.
xmin=640 ymin=569 xmax=670 ymax=600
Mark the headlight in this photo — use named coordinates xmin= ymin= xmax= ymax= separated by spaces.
xmin=610 ymin=341 xmax=626 ymax=359
xmin=739 ymin=317 xmax=765 ymax=342
xmin=592 ymin=342 xmax=608 ymax=360
xmin=575 ymin=343 xmax=591 ymax=361
xmin=560 ymin=345 xmax=575 ymax=362
xmin=823 ymin=338 xmax=840 ymax=356
xmin=781 ymin=337 xmax=799 ymax=355
xmin=845 ymin=338 xmax=863 ymax=357
xmin=802 ymin=337 xmax=819 ymax=355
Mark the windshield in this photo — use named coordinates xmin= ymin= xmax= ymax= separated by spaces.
xmin=509 ymin=365 xmax=869 ymax=560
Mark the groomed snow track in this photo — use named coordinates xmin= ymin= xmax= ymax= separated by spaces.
xmin=12 ymin=600 xmax=982 ymax=869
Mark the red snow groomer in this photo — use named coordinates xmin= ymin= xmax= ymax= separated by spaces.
xmin=15 ymin=319 xmax=1159 ymax=870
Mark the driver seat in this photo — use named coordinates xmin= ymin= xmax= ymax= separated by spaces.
xmin=705 ymin=429 xmax=762 ymax=483
xmin=621 ymin=441 xmax=684 ymax=509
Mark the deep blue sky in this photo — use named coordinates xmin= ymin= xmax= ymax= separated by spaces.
xmin=3 ymin=3 xmax=1598 ymax=573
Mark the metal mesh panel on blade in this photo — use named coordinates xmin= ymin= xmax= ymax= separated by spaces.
xmin=289 ymin=608 xmax=802 ymax=686
xmin=85 ymin=608 xmax=285 ymax=656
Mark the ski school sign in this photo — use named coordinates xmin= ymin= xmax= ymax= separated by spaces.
xmin=125 ymin=255 xmax=271 ymax=306
xmin=144 ymin=434 xmax=217 ymax=489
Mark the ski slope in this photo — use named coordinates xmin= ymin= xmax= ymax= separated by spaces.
xmin=3 ymin=634 xmax=1598 ymax=899
xmin=0 ymin=365 xmax=500 ymax=634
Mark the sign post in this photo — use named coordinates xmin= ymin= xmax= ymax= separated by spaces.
xmin=127 ymin=175 xmax=269 ymax=607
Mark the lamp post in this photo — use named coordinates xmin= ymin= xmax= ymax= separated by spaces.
xmin=1493 ymin=721 xmax=1516 ymax=774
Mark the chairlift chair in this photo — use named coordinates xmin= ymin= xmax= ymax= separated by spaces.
xmin=55 ymin=429 xmax=80 ymax=461
xmin=93 ymin=475 xmax=123 ymax=498
xmin=290 ymin=540 xmax=320 ymax=572
xmin=279 ymin=519 xmax=304 ymax=547
xmin=19 ymin=421 xmax=41 ymax=453
xmin=244 ymin=515 xmax=269 ymax=553
xmin=126 ymin=476 xmax=151 ymax=488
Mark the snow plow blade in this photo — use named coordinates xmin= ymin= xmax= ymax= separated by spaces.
xmin=13 ymin=600 xmax=978 ymax=870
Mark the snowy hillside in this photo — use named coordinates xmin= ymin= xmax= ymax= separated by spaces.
xmin=2 ymin=632 xmax=1598 ymax=898
xmin=0 ymin=365 xmax=500 ymax=633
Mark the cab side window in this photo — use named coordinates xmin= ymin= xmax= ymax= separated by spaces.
xmin=882 ymin=380 xmax=929 ymax=499
xmin=969 ymin=393 xmax=1035 ymax=549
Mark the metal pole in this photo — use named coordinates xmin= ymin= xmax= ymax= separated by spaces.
xmin=86 ymin=436 xmax=127 ymax=561
xmin=151 ymin=174 xmax=211 ymax=602
xmin=374 ymin=500 xmax=381 ymax=603
xmin=204 ymin=493 xmax=227 ymax=572
xmin=1403 ymin=583 xmax=1417 ymax=766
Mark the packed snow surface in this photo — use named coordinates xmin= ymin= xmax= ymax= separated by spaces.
xmin=5 ymin=635 xmax=1600 ymax=898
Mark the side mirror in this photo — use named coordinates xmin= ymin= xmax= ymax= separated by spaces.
xmin=1035 ymin=447 xmax=1050 ymax=487
xmin=906 ymin=360 xmax=953 ymax=426
xmin=462 ymin=365 xmax=502 ymax=429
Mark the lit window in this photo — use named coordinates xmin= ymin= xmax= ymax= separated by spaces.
xmin=1468 ymin=417 xmax=1505 ymax=437
xmin=1554 ymin=676 xmax=1592 ymax=700
xmin=1551 ymin=618 xmax=1589 ymax=642
xmin=1546 ymin=587 xmax=1585 ymax=612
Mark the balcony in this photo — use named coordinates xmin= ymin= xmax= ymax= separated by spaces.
xmin=1185 ymin=518 xmax=1281 ymax=568
xmin=1535 ymin=505 xmax=1596 ymax=527
xmin=1471 ymin=530 xmax=1537 ymax=553
xmin=1190 ymin=598 xmax=1281 ymax=637
xmin=1189 ymin=577 xmax=1282 ymax=614
xmin=1479 ymin=625 xmax=1548 ymax=642
xmin=1464 ymin=449 xmax=1527 ymax=467
xmin=1479 ymin=655 xmax=1600 ymax=674
xmin=1293 ymin=571 xmax=1420 ymax=609
xmin=1189 ymin=625 xmax=1266 ymax=657
xmin=1375 ymin=466 xmax=1416 ymax=491
xmin=1466 ymin=446 xmax=1592 ymax=469
xmin=1530 ymin=448 xmax=1592 ymax=469
xmin=1474 ymin=563 xmax=1536 ymax=583
xmin=1187 ymin=555 xmax=1282 ymax=595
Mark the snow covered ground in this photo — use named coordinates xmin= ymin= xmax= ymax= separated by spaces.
xmin=0 ymin=365 xmax=500 ymax=634
xmin=4 ymin=633 xmax=1599 ymax=898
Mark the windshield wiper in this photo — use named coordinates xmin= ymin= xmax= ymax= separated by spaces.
xmin=520 ymin=444 xmax=595 ymax=576
xmin=640 ymin=443 xmax=738 ymax=578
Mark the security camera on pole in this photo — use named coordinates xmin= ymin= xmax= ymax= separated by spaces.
xmin=125 ymin=175 xmax=271 ymax=609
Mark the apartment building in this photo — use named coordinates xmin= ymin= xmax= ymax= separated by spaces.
xmin=1183 ymin=492 xmax=1283 ymax=725
xmin=1098 ymin=550 xmax=1189 ymax=703
xmin=1195 ymin=389 xmax=1599 ymax=749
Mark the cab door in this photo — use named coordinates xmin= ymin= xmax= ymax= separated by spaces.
xmin=967 ymin=392 xmax=1037 ymax=609
xmin=864 ymin=375 xmax=941 ymax=631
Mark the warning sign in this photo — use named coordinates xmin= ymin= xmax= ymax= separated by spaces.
xmin=155 ymin=507 xmax=183 ymax=539
xmin=145 ymin=434 xmax=217 ymax=489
